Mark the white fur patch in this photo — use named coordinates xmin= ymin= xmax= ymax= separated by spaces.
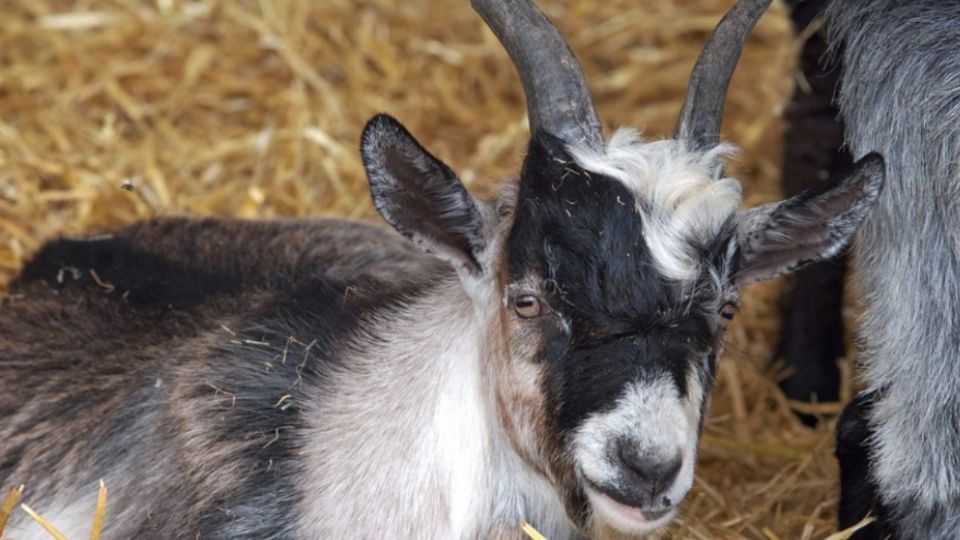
xmin=297 ymin=278 xmax=577 ymax=539
xmin=5 ymin=489 xmax=100 ymax=540
xmin=572 ymin=373 xmax=704 ymax=535
xmin=567 ymin=129 xmax=743 ymax=281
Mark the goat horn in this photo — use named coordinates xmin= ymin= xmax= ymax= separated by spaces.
xmin=472 ymin=0 xmax=603 ymax=151
xmin=675 ymin=0 xmax=772 ymax=149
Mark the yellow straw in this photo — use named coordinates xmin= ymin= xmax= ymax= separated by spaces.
xmin=90 ymin=479 xmax=108 ymax=540
xmin=19 ymin=503 xmax=68 ymax=540
xmin=824 ymin=516 xmax=877 ymax=540
xmin=521 ymin=521 xmax=548 ymax=540
xmin=0 ymin=485 xmax=24 ymax=535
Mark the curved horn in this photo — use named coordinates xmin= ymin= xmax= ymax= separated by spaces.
xmin=675 ymin=0 xmax=773 ymax=149
xmin=472 ymin=0 xmax=603 ymax=151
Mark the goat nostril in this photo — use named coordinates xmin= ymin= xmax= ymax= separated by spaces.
xmin=617 ymin=444 xmax=682 ymax=497
xmin=659 ymin=456 xmax=682 ymax=487
xmin=617 ymin=444 xmax=646 ymax=479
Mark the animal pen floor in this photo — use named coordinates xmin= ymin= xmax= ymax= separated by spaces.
xmin=0 ymin=0 xmax=865 ymax=538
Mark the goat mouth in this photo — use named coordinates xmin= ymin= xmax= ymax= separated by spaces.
xmin=583 ymin=481 xmax=677 ymax=533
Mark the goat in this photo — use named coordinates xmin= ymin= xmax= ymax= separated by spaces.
xmin=0 ymin=0 xmax=884 ymax=538
xmin=824 ymin=1 xmax=960 ymax=538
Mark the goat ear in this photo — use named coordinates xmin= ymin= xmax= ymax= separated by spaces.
xmin=361 ymin=114 xmax=490 ymax=275
xmin=732 ymin=153 xmax=885 ymax=285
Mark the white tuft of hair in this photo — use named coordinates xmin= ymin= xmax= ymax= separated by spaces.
xmin=567 ymin=129 xmax=742 ymax=282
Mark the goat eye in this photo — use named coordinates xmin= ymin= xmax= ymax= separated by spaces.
xmin=514 ymin=295 xmax=544 ymax=318
xmin=719 ymin=302 xmax=737 ymax=325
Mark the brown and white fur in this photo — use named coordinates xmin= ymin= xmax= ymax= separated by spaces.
xmin=1 ymin=120 xmax=883 ymax=540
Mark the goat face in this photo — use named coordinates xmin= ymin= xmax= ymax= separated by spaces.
xmin=362 ymin=113 xmax=885 ymax=536
xmin=498 ymin=131 xmax=738 ymax=534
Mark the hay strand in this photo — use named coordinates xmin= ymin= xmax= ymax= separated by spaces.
xmin=19 ymin=503 xmax=68 ymax=540
xmin=0 ymin=485 xmax=23 ymax=536
xmin=90 ymin=479 xmax=108 ymax=540
xmin=522 ymin=521 xmax=549 ymax=540
xmin=824 ymin=517 xmax=877 ymax=540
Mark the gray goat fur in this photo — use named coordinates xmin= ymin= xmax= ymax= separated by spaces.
xmin=827 ymin=0 xmax=960 ymax=536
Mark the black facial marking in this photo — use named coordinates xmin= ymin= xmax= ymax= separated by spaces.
xmin=506 ymin=132 xmax=722 ymax=434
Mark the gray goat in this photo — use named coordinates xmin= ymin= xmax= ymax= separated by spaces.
xmin=826 ymin=1 xmax=960 ymax=538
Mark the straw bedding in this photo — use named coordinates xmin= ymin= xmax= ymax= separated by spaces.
xmin=0 ymin=0 xmax=863 ymax=538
